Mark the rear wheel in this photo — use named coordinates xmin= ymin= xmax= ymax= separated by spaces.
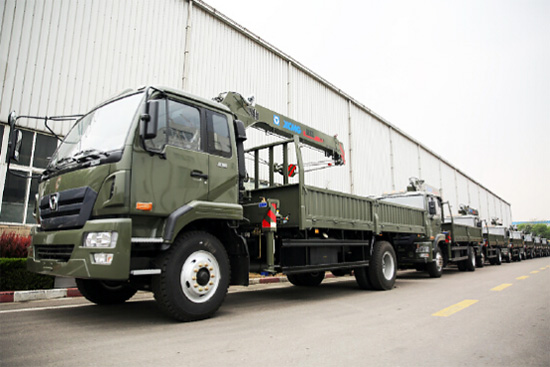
xmin=354 ymin=266 xmax=373 ymax=290
xmin=476 ymin=251 xmax=485 ymax=268
xmin=466 ymin=248 xmax=476 ymax=271
xmin=153 ymin=231 xmax=230 ymax=322
xmin=427 ymin=247 xmax=443 ymax=278
xmin=368 ymin=241 xmax=397 ymax=290
xmin=505 ymin=252 xmax=512 ymax=263
xmin=495 ymin=248 xmax=502 ymax=265
xmin=76 ymin=279 xmax=137 ymax=305
xmin=287 ymin=272 xmax=325 ymax=286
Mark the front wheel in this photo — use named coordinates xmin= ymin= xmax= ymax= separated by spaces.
xmin=427 ymin=247 xmax=443 ymax=278
xmin=505 ymin=252 xmax=512 ymax=263
xmin=153 ymin=231 xmax=230 ymax=322
xmin=76 ymin=279 xmax=137 ymax=305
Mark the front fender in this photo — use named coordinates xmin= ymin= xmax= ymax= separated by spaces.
xmin=163 ymin=200 xmax=243 ymax=243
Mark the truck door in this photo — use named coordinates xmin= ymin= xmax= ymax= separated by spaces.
xmin=131 ymin=99 xmax=209 ymax=216
xmin=205 ymin=109 xmax=239 ymax=203
xmin=427 ymin=195 xmax=442 ymax=235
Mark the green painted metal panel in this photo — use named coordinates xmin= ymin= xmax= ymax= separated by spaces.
xmin=442 ymin=222 xmax=483 ymax=243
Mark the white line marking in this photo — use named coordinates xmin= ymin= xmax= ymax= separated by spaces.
xmin=0 ymin=303 xmax=92 ymax=314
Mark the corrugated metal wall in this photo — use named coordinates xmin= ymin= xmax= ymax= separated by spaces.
xmin=0 ymin=0 xmax=188 ymax=134
xmin=0 ymin=0 xmax=513 ymax=225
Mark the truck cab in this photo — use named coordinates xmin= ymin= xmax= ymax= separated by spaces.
xmin=377 ymin=183 xmax=446 ymax=278
xmin=25 ymin=87 xmax=248 ymax=284
xmin=508 ymin=230 xmax=525 ymax=261
xmin=482 ymin=226 xmax=509 ymax=264
xmin=378 ymin=180 xmax=483 ymax=276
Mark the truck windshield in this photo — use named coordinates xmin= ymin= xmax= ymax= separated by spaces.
xmin=379 ymin=195 xmax=425 ymax=210
xmin=452 ymin=216 xmax=478 ymax=227
xmin=484 ymin=227 xmax=506 ymax=236
xmin=510 ymin=231 xmax=523 ymax=240
xmin=48 ymin=92 xmax=143 ymax=169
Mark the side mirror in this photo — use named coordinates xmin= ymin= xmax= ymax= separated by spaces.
xmin=428 ymin=200 xmax=437 ymax=215
xmin=140 ymin=100 xmax=160 ymax=140
xmin=7 ymin=111 xmax=22 ymax=163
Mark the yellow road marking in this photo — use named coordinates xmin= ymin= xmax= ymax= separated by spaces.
xmin=432 ymin=300 xmax=479 ymax=317
xmin=530 ymin=271 xmax=539 ymax=274
xmin=491 ymin=283 xmax=513 ymax=291
xmin=516 ymin=276 xmax=529 ymax=280
xmin=540 ymin=268 xmax=546 ymax=270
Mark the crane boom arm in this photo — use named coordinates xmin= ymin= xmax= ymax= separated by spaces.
xmin=216 ymin=92 xmax=345 ymax=165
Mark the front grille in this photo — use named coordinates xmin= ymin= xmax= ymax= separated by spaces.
xmin=39 ymin=187 xmax=98 ymax=230
xmin=34 ymin=245 xmax=75 ymax=262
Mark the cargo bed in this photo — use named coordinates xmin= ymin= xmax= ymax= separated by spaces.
xmin=247 ymin=184 xmax=426 ymax=235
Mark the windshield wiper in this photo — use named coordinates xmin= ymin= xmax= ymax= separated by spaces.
xmin=55 ymin=156 xmax=77 ymax=167
xmin=74 ymin=149 xmax=111 ymax=162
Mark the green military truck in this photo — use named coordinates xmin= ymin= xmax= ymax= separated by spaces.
xmin=523 ymin=232 xmax=535 ymax=259
xmin=533 ymin=236 xmax=542 ymax=257
xmin=8 ymin=86 xmax=450 ymax=321
xmin=481 ymin=223 xmax=508 ymax=265
xmin=542 ymin=238 xmax=549 ymax=257
xmin=378 ymin=181 xmax=484 ymax=276
xmin=508 ymin=229 xmax=525 ymax=262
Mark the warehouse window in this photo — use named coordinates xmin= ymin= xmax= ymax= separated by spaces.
xmin=0 ymin=130 xmax=58 ymax=224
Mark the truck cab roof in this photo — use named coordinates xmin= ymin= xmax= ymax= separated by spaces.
xmin=107 ymin=86 xmax=233 ymax=115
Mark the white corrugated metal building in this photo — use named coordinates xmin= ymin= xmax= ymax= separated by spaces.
xmin=0 ymin=0 xmax=512 ymax=227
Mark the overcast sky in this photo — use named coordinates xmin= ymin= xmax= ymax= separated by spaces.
xmin=205 ymin=0 xmax=549 ymax=221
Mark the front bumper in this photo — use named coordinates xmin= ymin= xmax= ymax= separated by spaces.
xmin=396 ymin=242 xmax=434 ymax=265
xmin=28 ymin=218 xmax=132 ymax=280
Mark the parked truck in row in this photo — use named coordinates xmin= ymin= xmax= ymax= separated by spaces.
xmin=7 ymin=86 xmax=470 ymax=321
xmin=542 ymin=238 xmax=549 ymax=257
xmin=508 ymin=229 xmax=525 ymax=262
xmin=378 ymin=184 xmax=483 ymax=277
xmin=523 ymin=232 xmax=535 ymax=259
xmin=481 ymin=222 xmax=508 ymax=265
xmin=6 ymin=86 xmax=549 ymax=321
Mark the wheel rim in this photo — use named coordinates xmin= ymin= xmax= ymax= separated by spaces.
xmin=470 ymin=251 xmax=475 ymax=267
xmin=180 ymin=250 xmax=220 ymax=303
xmin=382 ymin=251 xmax=395 ymax=280
xmin=435 ymin=252 xmax=443 ymax=271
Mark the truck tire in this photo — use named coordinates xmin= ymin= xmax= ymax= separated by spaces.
xmin=476 ymin=251 xmax=485 ymax=268
xmin=427 ymin=247 xmax=443 ymax=278
xmin=495 ymin=249 xmax=502 ymax=265
xmin=354 ymin=266 xmax=373 ymax=290
xmin=466 ymin=248 xmax=476 ymax=272
xmin=76 ymin=279 xmax=137 ymax=305
xmin=287 ymin=272 xmax=325 ymax=286
xmin=367 ymin=241 xmax=397 ymax=290
xmin=153 ymin=231 xmax=230 ymax=322
xmin=505 ymin=252 xmax=512 ymax=263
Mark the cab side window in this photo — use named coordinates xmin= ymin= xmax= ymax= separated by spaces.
xmin=167 ymin=101 xmax=201 ymax=152
xmin=144 ymin=99 xmax=202 ymax=152
xmin=206 ymin=110 xmax=231 ymax=157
